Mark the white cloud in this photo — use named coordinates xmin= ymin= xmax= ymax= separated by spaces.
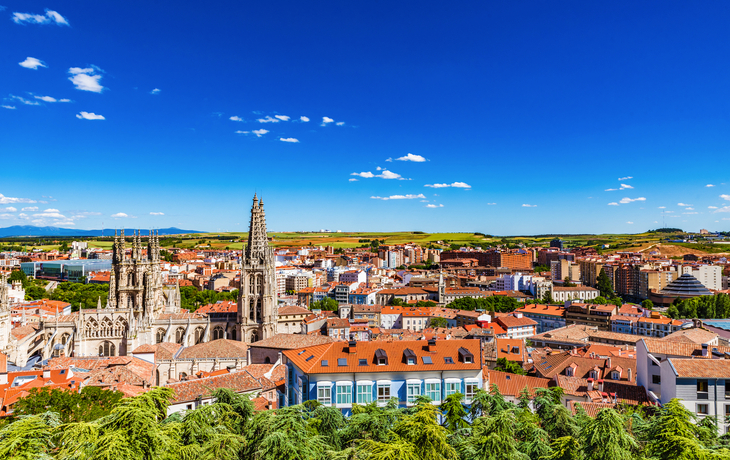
xmin=54 ymin=221 xmax=75 ymax=227
xmin=299 ymin=116 xmax=310 ymax=122
xmin=150 ymin=212 xmax=164 ymax=216
xmin=709 ymin=206 xmax=718 ymax=209
xmin=3 ymin=207 xmax=17 ymax=212
xmin=425 ymin=182 xmax=471 ymax=189
xmin=68 ymin=67 xmax=104 ymax=93
xmin=0 ymin=214 xmax=15 ymax=220
xmin=376 ymin=170 xmax=403 ymax=180
xmin=34 ymin=212 xmax=65 ymax=218
xmin=605 ymin=188 xmax=618 ymax=192
xmin=370 ymin=194 xmax=426 ymax=201
xmin=9 ymin=95 xmax=40 ymax=106
xmin=706 ymin=184 xmax=715 ymax=187
xmin=43 ymin=208 xmax=59 ymax=213
xmin=321 ymin=116 xmax=334 ymax=126
xmin=111 ymin=212 xmax=128 ymax=218
xmin=721 ymin=195 xmax=730 ymax=201
xmin=274 ymin=115 xmax=290 ymax=121
xmin=677 ymin=202 xmax=692 ymax=207
xmin=712 ymin=206 xmax=730 ymax=214
xmin=76 ymin=111 xmax=105 ymax=120
xmin=230 ymin=116 xmax=244 ymax=121
xmin=150 ymin=88 xmax=161 ymax=95
xmin=620 ymin=184 xmax=633 ymax=189
xmin=0 ymin=194 xmax=36 ymax=204
xmin=336 ymin=121 xmax=345 ymax=126
xmin=683 ymin=212 xmax=699 ymax=215
xmin=608 ymin=202 xmax=619 ymax=206
xmin=522 ymin=204 xmax=537 ymax=208
xmin=13 ymin=9 xmax=69 ymax=25
xmin=22 ymin=206 xmax=38 ymax=211
xmin=19 ymin=57 xmax=47 ymax=70
xmin=626 ymin=221 xmax=634 ymax=224
xmin=486 ymin=203 xmax=496 ymax=205
xmin=280 ymin=138 xmax=299 ymax=143
xmin=1 ymin=105 xmax=15 ymax=110
xmin=236 ymin=129 xmax=269 ymax=137
xmin=348 ymin=178 xmax=358 ymax=182
xmin=257 ymin=116 xmax=280 ymax=123
xmin=619 ymin=197 xmax=646 ymax=204
xmin=34 ymin=95 xmax=57 ymax=102
xmin=658 ymin=206 xmax=666 ymax=209
xmin=618 ymin=176 xmax=633 ymax=181
xmin=685 ymin=207 xmax=694 ymax=211
xmin=394 ymin=153 xmax=427 ymax=162
xmin=351 ymin=172 xmax=374 ymax=178
xmin=425 ymin=204 xmax=444 ymax=208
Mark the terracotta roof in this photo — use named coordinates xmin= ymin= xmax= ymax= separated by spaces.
xmin=84 ymin=357 xmax=155 ymax=387
xmin=668 ymin=358 xmax=730 ymax=378
xmin=284 ymin=339 xmax=481 ymax=374
xmin=177 ymin=339 xmax=248 ymax=360
xmin=194 ymin=301 xmax=237 ymax=314
xmin=533 ymin=351 xmax=637 ymax=383
xmin=10 ymin=324 xmax=39 ymax=340
xmin=495 ymin=338 xmax=525 ymax=362
xmin=661 ymin=328 xmax=717 ymax=344
xmin=553 ymin=286 xmax=599 ymax=292
xmin=248 ymin=333 xmax=335 ymax=350
xmin=45 ymin=356 xmax=133 ymax=370
xmin=569 ymin=401 xmax=622 ymax=418
xmin=484 ymin=369 xmax=550 ymax=397
xmin=496 ymin=315 xmax=537 ymax=329
xmin=167 ymin=371 xmax=263 ymax=403
xmin=326 ymin=318 xmax=351 ymax=329
xmin=278 ymin=305 xmax=311 ymax=316
xmin=640 ymin=338 xmax=730 ymax=357
xmin=516 ymin=304 xmax=565 ymax=317
xmin=555 ymin=375 xmax=649 ymax=405
xmin=158 ymin=312 xmax=207 ymax=320
xmin=131 ymin=342 xmax=182 ymax=360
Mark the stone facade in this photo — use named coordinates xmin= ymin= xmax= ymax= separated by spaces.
xmin=238 ymin=195 xmax=278 ymax=343
xmin=5 ymin=195 xmax=278 ymax=366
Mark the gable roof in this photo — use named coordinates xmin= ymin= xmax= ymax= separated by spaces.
xmin=177 ymin=339 xmax=248 ymax=359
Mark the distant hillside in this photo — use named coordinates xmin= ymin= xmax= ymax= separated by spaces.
xmin=0 ymin=226 xmax=204 ymax=237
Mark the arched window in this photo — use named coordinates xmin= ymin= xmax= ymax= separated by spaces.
xmin=114 ymin=318 xmax=128 ymax=337
xmin=101 ymin=317 xmax=113 ymax=337
xmin=229 ymin=328 xmax=236 ymax=341
xmin=194 ymin=327 xmax=205 ymax=344
xmin=175 ymin=327 xmax=186 ymax=344
xmin=249 ymin=299 xmax=255 ymax=321
xmin=213 ymin=326 xmax=224 ymax=340
xmin=250 ymin=330 xmax=258 ymax=343
xmin=156 ymin=328 xmax=165 ymax=343
xmin=99 ymin=341 xmax=115 ymax=357
xmin=85 ymin=318 xmax=98 ymax=338
xmin=264 ymin=356 xmax=271 ymax=364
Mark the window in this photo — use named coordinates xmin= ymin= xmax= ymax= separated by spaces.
xmin=565 ymin=367 xmax=574 ymax=377
xmin=338 ymin=358 xmax=347 ymax=367
xmin=426 ymin=382 xmax=441 ymax=403
xmin=407 ymin=357 xmax=416 ymax=365
xmin=697 ymin=380 xmax=709 ymax=400
xmin=611 ymin=371 xmax=620 ymax=380
xmin=652 ymin=375 xmax=661 ymax=385
xmin=318 ymin=385 xmax=332 ymax=405
xmin=359 ymin=359 xmax=368 ymax=366
xmin=407 ymin=382 xmax=421 ymax=405
xmin=357 ymin=383 xmax=373 ymax=404
xmin=336 ymin=384 xmax=352 ymax=406
xmin=726 ymin=404 xmax=730 ymax=417
xmin=444 ymin=357 xmax=454 ymax=364
xmin=465 ymin=380 xmax=478 ymax=402
xmin=697 ymin=403 xmax=709 ymax=416
xmin=321 ymin=360 xmax=328 ymax=367
xmin=422 ymin=356 xmax=433 ymax=365
xmin=445 ymin=381 xmax=460 ymax=397
xmin=377 ymin=383 xmax=391 ymax=403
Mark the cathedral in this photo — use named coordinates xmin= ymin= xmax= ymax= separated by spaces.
xmin=1 ymin=196 xmax=278 ymax=367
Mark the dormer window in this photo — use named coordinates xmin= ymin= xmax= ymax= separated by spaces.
xmin=611 ymin=371 xmax=620 ymax=380
xmin=375 ymin=348 xmax=388 ymax=366
xmin=404 ymin=348 xmax=416 ymax=365
xmin=458 ymin=347 xmax=474 ymax=364
xmin=566 ymin=367 xmax=574 ymax=377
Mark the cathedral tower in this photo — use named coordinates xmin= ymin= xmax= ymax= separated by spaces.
xmin=238 ymin=195 xmax=277 ymax=342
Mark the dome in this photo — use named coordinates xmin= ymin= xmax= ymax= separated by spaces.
xmin=658 ymin=273 xmax=712 ymax=297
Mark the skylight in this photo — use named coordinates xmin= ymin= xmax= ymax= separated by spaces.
xmin=338 ymin=358 xmax=347 ymax=366
xmin=422 ymin=356 xmax=432 ymax=365
xmin=444 ymin=357 xmax=454 ymax=364
xmin=321 ymin=360 xmax=328 ymax=367
xmin=359 ymin=359 xmax=368 ymax=366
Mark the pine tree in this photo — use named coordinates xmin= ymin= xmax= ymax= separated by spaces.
xmin=596 ymin=269 xmax=614 ymax=299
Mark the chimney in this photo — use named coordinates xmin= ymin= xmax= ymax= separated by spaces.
xmin=702 ymin=343 xmax=709 ymax=357
xmin=587 ymin=378 xmax=594 ymax=391
xmin=43 ymin=368 xmax=51 ymax=379
xmin=428 ymin=337 xmax=437 ymax=352
xmin=598 ymin=379 xmax=604 ymax=393
xmin=606 ymin=357 xmax=611 ymax=368
xmin=627 ymin=368 xmax=632 ymax=382
xmin=0 ymin=372 xmax=7 ymax=385
xmin=348 ymin=340 xmax=357 ymax=353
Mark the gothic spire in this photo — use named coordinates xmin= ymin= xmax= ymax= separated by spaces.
xmin=245 ymin=194 xmax=269 ymax=262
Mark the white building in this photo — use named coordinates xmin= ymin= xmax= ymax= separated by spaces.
xmin=550 ymin=286 xmax=599 ymax=302
xmin=692 ymin=265 xmax=722 ymax=291
xmin=339 ymin=270 xmax=366 ymax=285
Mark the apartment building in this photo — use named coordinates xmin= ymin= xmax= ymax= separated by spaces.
xmin=515 ymin=304 xmax=566 ymax=333
xmin=551 ymin=286 xmax=599 ymax=302
xmin=564 ymin=302 xmax=617 ymax=331
xmin=283 ymin=339 xmax=483 ymax=413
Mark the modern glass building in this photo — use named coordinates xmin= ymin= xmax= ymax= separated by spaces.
xmin=21 ymin=259 xmax=112 ymax=282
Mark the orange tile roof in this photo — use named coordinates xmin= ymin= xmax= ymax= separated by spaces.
xmin=284 ymin=339 xmax=481 ymax=374
xmin=484 ymin=369 xmax=550 ymax=397
xmin=668 ymin=358 xmax=730 ymax=378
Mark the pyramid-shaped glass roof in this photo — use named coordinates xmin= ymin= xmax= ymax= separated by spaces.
xmin=658 ymin=273 xmax=712 ymax=297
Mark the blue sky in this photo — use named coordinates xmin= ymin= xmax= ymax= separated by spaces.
xmin=1 ymin=1 xmax=729 ymax=235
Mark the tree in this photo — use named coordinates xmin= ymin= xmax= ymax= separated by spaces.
xmin=641 ymin=299 xmax=653 ymax=310
xmin=580 ymin=408 xmax=638 ymax=460
xmin=312 ymin=297 xmax=339 ymax=311
xmin=542 ymin=291 xmax=555 ymax=304
xmin=563 ymin=277 xmax=577 ymax=288
xmin=430 ymin=317 xmax=449 ymax=329
xmin=14 ymin=386 xmax=123 ymax=423
xmin=593 ymin=296 xmax=607 ymax=305
xmin=596 ymin=269 xmax=614 ymax=299
xmin=533 ymin=265 xmax=550 ymax=273
xmin=441 ymin=392 xmax=468 ymax=432
xmin=0 ymin=412 xmax=60 ymax=459
xmin=9 ymin=269 xmax=27 ymax=285
xmin=666 ymin=305 xmax=679 ymax=319
xmin=391 ymin=298 xmax=405 ymax=306
xmin=494 ymin=357 xmax=527 ymax=376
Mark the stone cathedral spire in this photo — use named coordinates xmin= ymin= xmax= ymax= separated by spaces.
xmin=238 ymin=195 xmax=277 ymax=343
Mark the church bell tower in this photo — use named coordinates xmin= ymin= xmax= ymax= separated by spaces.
xmin=238 ymin=195 xmax=277 ymax=342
